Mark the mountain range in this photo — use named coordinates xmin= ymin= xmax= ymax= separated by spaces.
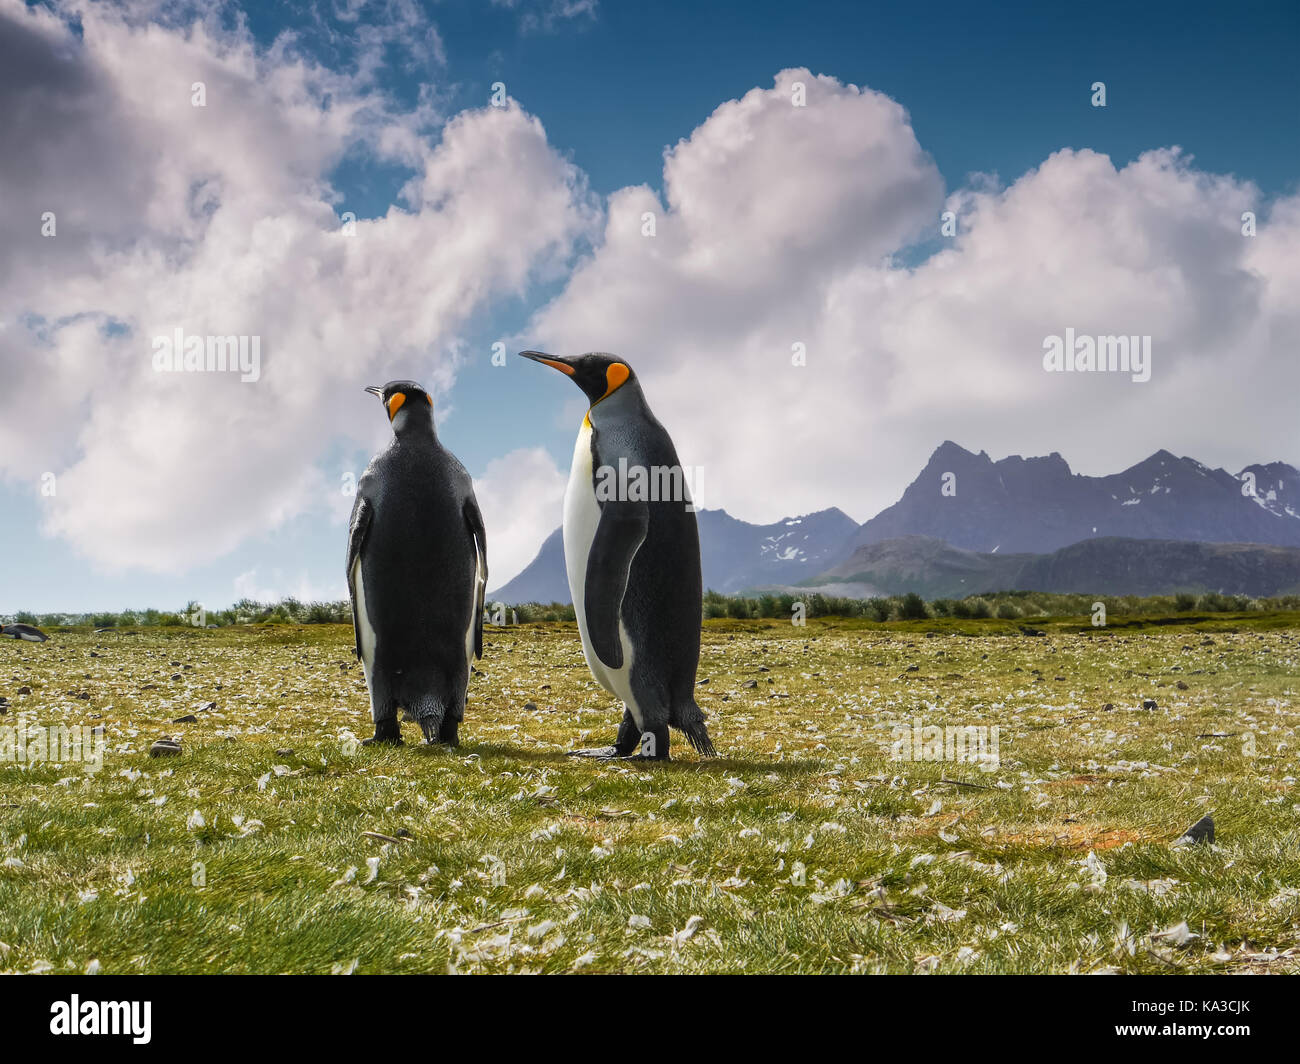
xmin=488 ymin=443 xmax=1300 ymax=603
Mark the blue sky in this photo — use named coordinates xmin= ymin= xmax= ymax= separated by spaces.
xmin=1 ymin=0 xmax=1297 ymax=613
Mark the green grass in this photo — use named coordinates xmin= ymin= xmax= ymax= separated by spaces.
xmin=2 ymin=617 xmax=1299 ymax=973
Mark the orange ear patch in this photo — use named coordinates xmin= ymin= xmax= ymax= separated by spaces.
xmin=601 ymin=362 xmax=630 ymax=398
xmin=426 ymin=393 xmax=433 ymax=406
xmin=387 ymin=393 xmax=406 ymax=418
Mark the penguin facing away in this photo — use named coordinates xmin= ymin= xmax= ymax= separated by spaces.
xmin=347 ymin=381 xmax=487 ymax=746
xmin=519 ymin=350 xmax=715 ymax=761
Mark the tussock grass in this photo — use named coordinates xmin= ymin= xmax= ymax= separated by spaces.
xmin=2 ymin=618 xmax=1298 ymax=973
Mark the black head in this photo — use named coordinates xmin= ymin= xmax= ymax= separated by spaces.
xmin=365 ymin=380 xmax=435 ymax=433
xmin=517 ymin=350 xmax=636 ymax=406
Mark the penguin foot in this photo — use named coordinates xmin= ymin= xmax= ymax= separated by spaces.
xmin=363 ymin=719 xmax=403 ymax=746
xmin=624 ymin=728 xmax=670 ymax=761
xmin=566 ymin=746 xmax=622 ymax=759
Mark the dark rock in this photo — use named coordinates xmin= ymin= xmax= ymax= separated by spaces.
xmin=1142 ymin=698 xmax=1158 ymax=710
xmin=150 ymin=739 xmax=182 ymax=758
xmin=172 ymin=714 xmax=198 ymax=724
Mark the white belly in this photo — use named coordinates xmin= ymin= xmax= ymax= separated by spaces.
xmin=564 ymin=418 xmax=641 ymax=728
xmin=350 ymin=557 xmax=379 ymax=718
xmin=465 ymin=547 xmax=484 ymax=678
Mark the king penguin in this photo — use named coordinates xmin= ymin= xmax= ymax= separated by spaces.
xmin=347 ymin=381 xmax=487 ymax=746
xmin=519 ymin=350 xmax=715 ymax=761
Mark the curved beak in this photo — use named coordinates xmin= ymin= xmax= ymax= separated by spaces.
xmin=518 ymin=350 xmax=576 ymax=376
xmin=364 ymin=385 xmax=383 ymax=398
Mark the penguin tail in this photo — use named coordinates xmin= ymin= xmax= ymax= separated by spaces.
xmin=402 ymin=674 xmax=466 ymax=743
xmin=406 ymin=694 xmax=448 ymax=743
xmin=675 ymin=700 xmax=717 ymax=758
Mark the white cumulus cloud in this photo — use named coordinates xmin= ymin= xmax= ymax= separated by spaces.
xmin=473 ymin=447 xmax=568 ymax=589
xmin=528 ymin=67 xmax=1300 ymax=526
xmin=0 ymin=0 xmax=596 ymax=571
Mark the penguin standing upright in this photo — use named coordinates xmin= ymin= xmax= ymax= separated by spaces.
xmin=519 ymin=351 xmax=715 ymax=761
xmin=347 ymin=381 xmax=487 ymax=746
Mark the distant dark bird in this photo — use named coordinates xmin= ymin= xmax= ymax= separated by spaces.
xmin=519 ymin=350 xmax=715 ymax=761
xmin=1174 ymin=814 xmax=1215 ymax=846
xmin=347 ymin=381 xmax=486 ymax=746
xmin=1 ymin=623 xmax=48 ymax=642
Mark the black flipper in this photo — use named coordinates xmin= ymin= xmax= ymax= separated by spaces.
xmin=463 ymin=495 xmax=487 ymax=659
xmin=345 ymin=493 xmax=373 ymax=663
xmin=584 ymin=499 xmax=649 ymax=669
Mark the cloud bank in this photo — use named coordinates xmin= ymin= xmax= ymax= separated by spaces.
xmin=0 ymin=0 xmax=595 ymax=573
xmin=530 ymin=68 xmax=1299 ymax=525
xmin=4 ymin=6 xmax=1297 ymax=593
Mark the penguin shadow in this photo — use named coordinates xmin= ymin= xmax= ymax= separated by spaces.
xmin=439 ymin=742 xmax=574 ymax=766
xmin=444 ymin=741 xmax=822 ymax=776
xmin=684 ymin=755 xmax=823 ymax=777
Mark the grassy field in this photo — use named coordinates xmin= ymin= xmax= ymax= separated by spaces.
xmin=3 ymin=614 xmax=1299 ymax=974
